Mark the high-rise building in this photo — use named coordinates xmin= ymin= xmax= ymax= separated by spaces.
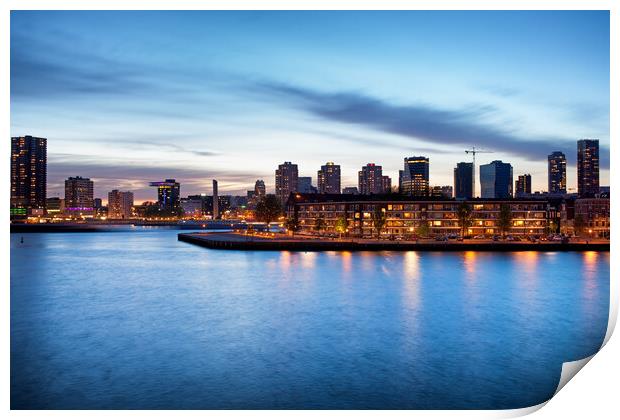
xmin=400 ymin=156 xmax=429 ymax=196
xmin=108 ymin=190 xmax=134 ymax=219
xmin=453 ymin=162 xmax=474 ymax=199
xmin=149 ymin=179 xmax=180 ymax=214
xmin=65 ymin=176 xmax=94 ymax=217
xmin=382 ymin=175 xmax=392 ymax=193
xmin=515 ymin=174 xmax=532 ymax=197
xmin=212 ymin=180 xmax=219 ymax=219
xmin=358 ymin=163 xmax=384 ymax=195
xmin=11 ymin=135 xmax=47 ymax=218
xmin=298 ymin=176 xmax=317 ymax=194
xmin=480 ymin=160 xmax=513 ymax=199
xmin=548 ymin=151 xmax=567 ymax=195
xmin=254 ymin=179 xmax=266 ymax=199
xmin=577 ymin=139 xmax=599 ymax=197
xmin=317 ymin=162 xmax=341 ymax=194
xmin=275 ymin=162 xmax=299 ymax=203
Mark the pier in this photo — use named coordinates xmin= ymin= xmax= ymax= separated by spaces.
xmin=178 ymin=232 xmax=610 ymax=252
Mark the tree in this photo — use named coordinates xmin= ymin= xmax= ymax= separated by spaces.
xmin=416 ymin=220 xmax=430 ymax=238
xmin=372 ymin=206 xmax=387 ymax=238
xmin=285 ymin=214 xmax=300 ymax=235
xmin=457 ymin=201 xmax=472 ymax=237
xmin=498 ymin=204 xmax=513 ymax=236
xmin=546 ymin=219 xmax=559 ymax=235
xmin=573 ymin=214 xmax=586 ymax=236
xmin=335 ymin=216 xmax=347 ymax=238
xmin=255 ymin=194 xmax=282 ymax=228
xmin=314 ymin=216 xmax=326 ymax=235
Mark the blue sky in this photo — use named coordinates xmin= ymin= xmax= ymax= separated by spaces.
xmin=11 ymin=10 xmax=609 ymax=201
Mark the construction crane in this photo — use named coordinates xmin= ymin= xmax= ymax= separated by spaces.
xmin=465 ymin=147 xmax=493 ymax=198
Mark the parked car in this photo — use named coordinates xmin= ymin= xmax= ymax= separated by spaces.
xmin=492 ymin=235 xmax=500 ymax=241
xmin=435 ymin=235 xmax=448 ymax=241
xmin=473 ymin=234 xmax=486 ymax=239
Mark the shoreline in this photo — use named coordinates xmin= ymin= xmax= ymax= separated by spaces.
xmin=178 ymin=232 xmax=610 ymax=252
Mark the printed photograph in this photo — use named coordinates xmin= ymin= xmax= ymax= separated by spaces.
xmin=9 ymin=9 xmax=610 ymax=411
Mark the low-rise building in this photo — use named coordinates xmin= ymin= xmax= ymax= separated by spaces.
xmin=287 ymin=194 xmax=550 ymax=237
xmin=574 ymin=198 xmax=610 ymax=238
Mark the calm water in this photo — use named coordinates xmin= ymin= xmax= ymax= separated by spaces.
xmin=11 ymin=228 xmax=609 ymax=409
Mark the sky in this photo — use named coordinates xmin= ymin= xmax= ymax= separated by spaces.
xmin=11 ymin=10 xmax=610 ymax=203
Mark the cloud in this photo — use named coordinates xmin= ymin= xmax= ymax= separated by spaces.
xmin=47 ymin=155 xmax=264 ymax=200
xmin=251 ymin=81 xmax=610 ymax=168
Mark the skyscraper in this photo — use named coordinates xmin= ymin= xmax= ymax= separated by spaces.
xmin=515 ymin=174 xmax=532 ymax=197
xmin=453 ymin=162 xmax=474 ymax=199
xmin=108 ymin=190 xmax=134 ymax=219
xmin=11 ymin=135 xmax=47 ymax=218
xmin=577 ymin=139 xmax=599 ymax=197
xmin=547 ymin=151 xmax=567 ymax=194
xmin=254 ymin=179 xmax=266 ymax=199
xmin=212 ymin=180 xmax=219 ymax=219
xmin=358 ymin=163 xmax=384 ymax=195
xmin=65 ymin=176 xmax=94 ymax=217
xmin=480 ymin=160 xmax=513 ymax=199
xmin=149 ymin=179 xmax=181 ymax=214
xmin=275 ymin=162 xmax=299 ymax=203
xmin=317 ymin=162 xmax=341 ymax=194
xmin=400 ymin=156 xmax=429 ymax=196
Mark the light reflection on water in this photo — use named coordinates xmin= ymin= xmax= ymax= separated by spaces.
xmin=10 ymin=230 xmax=609 ymax=409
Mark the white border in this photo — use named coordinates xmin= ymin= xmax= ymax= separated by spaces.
xmin=2 ymin=1 xmax=617 ymax=419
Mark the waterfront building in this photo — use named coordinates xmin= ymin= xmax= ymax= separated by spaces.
xmin=431 ymin=186 xmax=453 ymax=199
xmin=574 ymin=198 xmax=610 ymax=238
xmin=11 ymin=135 xmax=47 ymax=218
xmin=548 ymin=151 xmax=567 ymax=194
xmin=577 ymin=139 xmax=599 ymax=197
xmin=400 ymin=156 xmax=430 ymax=196
xmin=65 ymin=176 xmax=94 ymax=218
xmin=454 ymin=162 xmax=474 ymax=199
xmin=181 ymin=197 xmax=205 ymax=218
xmin=107 ymin=190 xmax=134 ymax=219
xmin=358 ymin=163 xmax=384 ymax=195
xmin=149 ymin=179 xmax=181 ymax=214
xmin=317 ymin=162 xmax=341 ymax=194
xmin=275 ymin=162 xmax=299 ymax=203
xmin=480 ymin=160 xmax=513 ymax=198
xmin=254 ymin=179 xmax=266 ymax=199
xmin=515 ymin=174 xmax=532 ymax=197
xmin=287 ymin=194 xmax=548 ymax=238
xmin=45 ymin=197 xmax=64 ymax=217
xmin=342 ymin=187 xmax=359 ymax=195
xmin=298 ymin=176 xmax=318 ymax=193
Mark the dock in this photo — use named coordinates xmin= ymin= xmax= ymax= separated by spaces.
xmin=178 ymin=232 xmax=610 ymax=252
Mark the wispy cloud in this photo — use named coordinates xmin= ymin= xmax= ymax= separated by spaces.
xmin=251 ymin=81 xmax=609 ymax=168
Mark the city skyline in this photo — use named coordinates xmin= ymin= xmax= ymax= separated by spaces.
xmin=11 ymin=10 xmax=610 ymax=201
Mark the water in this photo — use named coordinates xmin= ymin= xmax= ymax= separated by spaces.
xmin=10 ymin=228 xmax=609 ymax=409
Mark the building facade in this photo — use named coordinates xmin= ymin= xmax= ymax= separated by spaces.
xmin=548 ymin=151 xmax=567 ymax=194
xmin=574 ymin=198 xmax=610 ymax=238
xmin=288 ymin=195 xmax=549 ymax=237
xmin=317 ymin=162 xmax=341 ymax=194
xmin=149 ymin=179 xmax=181 ymax=214
xmin=254 ymin=179 xmax=266 ymax=199
xmin=400 ymin=156 xmax=430 ymax=196
xmin=11 ymin=135 xmax=47 ymax=218
xmin=342 ymin=187 xmax=359 ymax=195
xmin=454 ymin=162 xmax=473 ymax=199
xmin=431 ymin=186 xmax=453 ymax=199
xmin=515 ymin=174 xmax=532 ymax=197
xmin=298 ymin=176 xmax=317 ymax=193
xmin=65 ymin=176 xmax=94 ymax=218
xmin=358 ymin=163 xmax=384 ymax=195
xmin=275 ymin=161 xmax=299 ymax=203
xmin=577 ymin=139 xmax=599 ymax=197
xmin=107 ymin=190 xmax=134 ymax=219
xmin=480 ymin=160 xmax=513 ymax=199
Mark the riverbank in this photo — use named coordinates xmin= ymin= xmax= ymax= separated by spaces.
xmin=10 ymin=221 xmax=246 ymax=233
xmin=178 ymin=232 xmax=610 ymax=252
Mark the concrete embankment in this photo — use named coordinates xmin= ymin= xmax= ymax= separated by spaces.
xmin=178 ymin=232 xmax=610 ymax=252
